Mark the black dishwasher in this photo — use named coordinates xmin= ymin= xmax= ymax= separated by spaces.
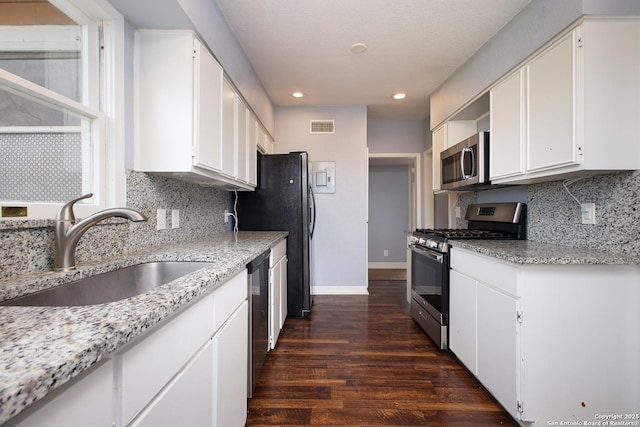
xmin=247 ymin=249 xmax=270 ymax=397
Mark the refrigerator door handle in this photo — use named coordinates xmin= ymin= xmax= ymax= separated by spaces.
xmin=309 ymin=185 xmax=316 ymax=239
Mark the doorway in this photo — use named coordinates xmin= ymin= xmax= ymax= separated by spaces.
xmin=367 ymin=152 xmax=422 ymax=270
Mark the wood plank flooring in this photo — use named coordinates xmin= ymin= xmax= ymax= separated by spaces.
xmin=247 ymin=272 xmax=519 ymax=426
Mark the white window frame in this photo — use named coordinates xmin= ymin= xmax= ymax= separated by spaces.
xmin=0 ymin=0 xmax=125 ymax=220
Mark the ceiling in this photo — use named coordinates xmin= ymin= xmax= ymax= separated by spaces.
xmin=214 ymin=0 xmax=531 ymax=121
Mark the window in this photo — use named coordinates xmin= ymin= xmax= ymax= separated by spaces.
xmin=0 ymin=0 xmax=124 ymax=220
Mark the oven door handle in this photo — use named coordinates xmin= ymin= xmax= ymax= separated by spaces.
xmin=409 ymin=244 xmax=444 ymax=263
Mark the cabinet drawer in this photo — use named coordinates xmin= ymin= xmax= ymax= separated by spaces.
xmin=11 ymin=360 xmax=113 ymax=427
xmin=213 ymin=269 xmax=248 ymax=332
xmin=132 ymin=340 xmax=214 ymax=427
xmin=450 ymin=248 xmax=519 ymax=297
xmin=269 ymin=239 xmax=286 ymax=267
xmin=117 ymin=293 xmax=214 ymax=424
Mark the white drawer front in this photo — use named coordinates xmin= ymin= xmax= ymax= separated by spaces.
xmin=118 ymin=293 xmax=214 ymax=424
xmin=450 ymin=248 xmax=520 ymax=297
xmin=131 ymin=340 xmax=214 ymax=427
xmin=213 ymin=269 xmax=248 ymax=332
xmin=269 ymin=239 xmax=287 ymax=267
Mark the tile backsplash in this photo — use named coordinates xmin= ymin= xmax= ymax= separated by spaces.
xmin=528 ymin=171 xmax=640 ymax=256
xmin=456 ymin=170 xmax=640 ymax=257
xmin=0 ymin=171 xmax=230 ymax=280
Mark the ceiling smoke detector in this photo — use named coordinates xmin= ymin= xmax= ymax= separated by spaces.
xmin=350 ymin=43 xmax=367 ymax=54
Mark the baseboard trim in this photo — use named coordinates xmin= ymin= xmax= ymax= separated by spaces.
xmin=368 ymin=262 xmax=407 ymax=269
xmin=312 ymin=286 xmax=369 ymax=295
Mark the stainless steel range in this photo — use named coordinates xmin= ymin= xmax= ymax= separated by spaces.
xmin=409 ymin=202 xmax=526 ymax=349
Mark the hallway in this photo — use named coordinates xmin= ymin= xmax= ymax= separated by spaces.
xmin=246 ymin=274 xmax=518 ymax=426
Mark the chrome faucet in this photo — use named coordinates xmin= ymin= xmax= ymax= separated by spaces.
xmin=53 ymin=193 xmax=147 ymax=271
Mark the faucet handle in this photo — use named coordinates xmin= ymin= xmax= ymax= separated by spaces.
xmin=56 ymin=193 xmax=94 ymax=222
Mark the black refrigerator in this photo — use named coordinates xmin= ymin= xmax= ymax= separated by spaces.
xmin=236 ymin=151 xmax=315 ymax=317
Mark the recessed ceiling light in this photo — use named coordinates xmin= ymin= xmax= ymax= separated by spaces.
xmin=393 ymin=92 xmax=407 ymax=100
xmin=292 ymin=92 xmax=304 ymax=98
xmin=350 ymin=43 xmax=367 ymax=54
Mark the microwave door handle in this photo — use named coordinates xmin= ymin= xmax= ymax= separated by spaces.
xmin=461 ymin=147 xmax=474 ymax=179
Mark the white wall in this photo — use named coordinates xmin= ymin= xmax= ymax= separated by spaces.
xmin=367 ymin=119 xmax=426 ymax=265
xmin=367 ymin=119 xmax=425 ymax=153
xmin=275 ymin=106 xmax=368 ymax=294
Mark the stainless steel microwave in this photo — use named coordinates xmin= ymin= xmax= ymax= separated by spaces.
xmin=440 ymin=132 xmax=490 ymax=191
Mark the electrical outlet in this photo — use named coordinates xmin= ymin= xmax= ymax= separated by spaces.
xmin=581 ymin=203 xmax=596 ymax=225
xmin=171 ymin=209 xmax=180 ymax=229
xmin=224 ymin=209 xmax=230 ymax=224
xmin=156 ymin=209 xmax=167 ymax=230
xmin=383 ymin=249 xmax=389 ymax=257
xmin=455 ymin=207 xmax=461 ymax=219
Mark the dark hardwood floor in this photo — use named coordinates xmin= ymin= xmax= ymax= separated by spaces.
xmin=246 ymin=272 xmax=519 ymax=426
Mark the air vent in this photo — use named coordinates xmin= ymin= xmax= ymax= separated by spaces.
xmin=310 ymin=120 xmax=335 ymax=134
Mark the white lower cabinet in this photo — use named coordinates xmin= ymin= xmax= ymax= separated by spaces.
xmin=450 ymin=247 xmax=640 ymax=425
xmin=448 ymin=270 xmax=477 ymax=374
xmin=132 ymin=340 xmax=214 ymax=427
xmin=10 ymin=269 xmax=250 ymax=427
xmin=213 ymin=301 xmax=248 ymax=427
xmin=119 ymin=269 xmax=248 ymax=427
xmin=117 ymin=293 xmax=215 ymax=425
xmin=475 ymin=282 xmax=519 ymax=419
xmin=449 ymin=269 xmax=520 ymax=419
xmin=268 ymin=239 xmax=287 ymax=350
xmin=6 ymin=360 xmax=113 ymax=427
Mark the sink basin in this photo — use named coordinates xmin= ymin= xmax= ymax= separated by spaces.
xmin=0 ymin=262 xmax=211 ymax=307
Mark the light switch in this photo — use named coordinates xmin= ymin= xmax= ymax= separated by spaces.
xmin=316 ymin=171 xmax=328 ymax=186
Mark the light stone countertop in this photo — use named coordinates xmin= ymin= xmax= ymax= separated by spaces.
xmin=449 ymin=239 xmax=640 ymax=265
xmin=0 ymin=231 xmax=287 ymax=425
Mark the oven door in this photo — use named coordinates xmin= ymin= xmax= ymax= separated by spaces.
xmin=409 ymin=244 xmax=448 ymax=325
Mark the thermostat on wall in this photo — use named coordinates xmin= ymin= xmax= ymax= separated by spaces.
xmin=311 ymin=161 xmax=335 ymax=194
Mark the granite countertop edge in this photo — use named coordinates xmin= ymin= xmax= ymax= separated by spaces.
xmin=0 ymin=231 xmax=287 ymax=425
xmin=449 ymin=239 xmax=640 ymax=265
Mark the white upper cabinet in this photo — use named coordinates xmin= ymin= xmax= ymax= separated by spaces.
xmin=221 ymin=78 xmax=260 ymax=188
xmin=257 ymin=125 xmax=275 ymax=154
xmin=526 ymin=30 xmax=576 ymax=172
xmin=490 ymin=18 xmax=640 ymax=184
xmin=222 ymin=78 xmax=237 ymax=179
xmin=134 ymin=30 xmax=255 ymax=190
xmin=247 ymin=112 xmax=258 ymax=186
xmin=490 ymin=69 xmax=525 ymax=180
xmin=236 ymin=97 xmax=249 ymax=183
xmin=193 ymin=40 xmax=224 ymax=173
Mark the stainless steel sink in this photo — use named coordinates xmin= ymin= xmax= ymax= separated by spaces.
xmin=0 ymin=262 xmax=211 ymax=307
